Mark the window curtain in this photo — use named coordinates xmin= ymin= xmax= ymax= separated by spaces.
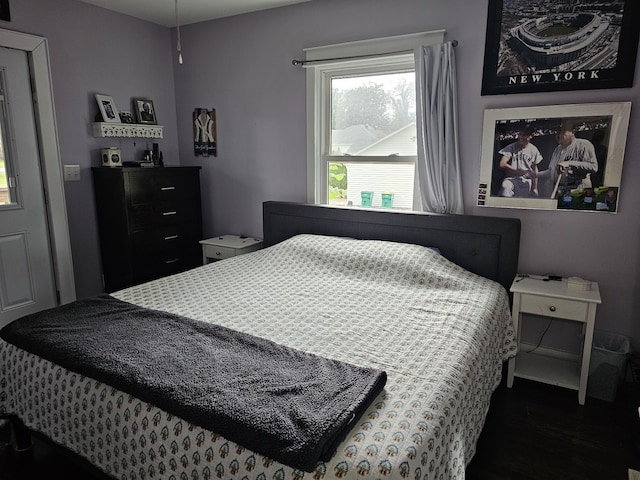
xmin=414 ymin=41 xmax=464 ymax=214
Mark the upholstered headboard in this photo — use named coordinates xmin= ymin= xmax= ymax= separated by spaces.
xmin=263 ymin=201 xmax=520 ymax=292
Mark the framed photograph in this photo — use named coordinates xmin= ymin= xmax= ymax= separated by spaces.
xmin=478 ymin=102 xmax=631 ymax=213
xmin=95 ymin=94 xmax=119 ymax=123
xmin=481 ymin=0 xmax=640 ymax=95
xmin=134 ymin=98 xmax=157 ymax=125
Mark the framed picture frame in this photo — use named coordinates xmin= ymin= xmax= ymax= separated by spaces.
xmin=478 ymin=102 xmax=631 ymax=213
xmin=95 ymin=94 xmax=120 ymax=123
xmin=481 ymin=0 xmax=640 ymax=95
xmin=134 ymin=98 xmax=157 ymax=125
xmin=193 ymin=108 xmax=217 ymax=157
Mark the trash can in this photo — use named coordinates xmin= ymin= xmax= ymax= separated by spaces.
xmin=587 ymin=330 xmax=631 ymax=402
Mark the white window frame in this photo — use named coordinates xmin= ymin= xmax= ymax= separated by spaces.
xmin=304 ymin=30 xmax=446 ymax=207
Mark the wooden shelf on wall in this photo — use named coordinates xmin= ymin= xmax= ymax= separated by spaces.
xmin=92 ymin=122 xmax=163 ymax=139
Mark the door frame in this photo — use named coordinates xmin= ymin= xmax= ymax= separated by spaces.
xmin=0 ymin=28 xmax=75 ymax=304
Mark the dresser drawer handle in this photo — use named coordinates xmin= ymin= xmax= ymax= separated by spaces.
xmin=160 ymin=186 xmax=176 ymax=191
xmin=549 ymin=305 xmax=556 ymax=312
xmin=165 ymin=258 xmax=180 ymax=264
xmin=164 ymin=235 xmax=179 ymax=240
xmin=162 ymin=211 xmax=177 ymax=216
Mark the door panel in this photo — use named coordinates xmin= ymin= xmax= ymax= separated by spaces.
xmin=0 ymin=46 xmax=56 ymax=327
xmin=0 ymin=232 xmax=34 ymax=308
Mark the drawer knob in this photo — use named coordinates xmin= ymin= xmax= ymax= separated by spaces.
xmin=165 ymin=258 xmax=179 ymax=264
xmin=549 ymin=305 xmax=556 ymax=312
xmin=162 ymin=211 xmax=177 ymax=216
xmin=164 ymin=235 xmax=179 ymax=241
xmin=160 ymin=186 xmax=176 ymax=191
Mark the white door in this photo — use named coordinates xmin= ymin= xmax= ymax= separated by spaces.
xmin=0 ymin=46 xmax=57 ymax=328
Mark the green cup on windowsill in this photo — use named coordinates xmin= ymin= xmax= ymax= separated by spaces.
xmin=361 ymin=191 xmax=373 ymax=207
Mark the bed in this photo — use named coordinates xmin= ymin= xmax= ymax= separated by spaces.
xmin=1 ymin=201 xmax=521 ymax=479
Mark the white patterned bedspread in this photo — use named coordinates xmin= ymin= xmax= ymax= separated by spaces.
xmin=1 ymin=234 xmax=516 ymax=480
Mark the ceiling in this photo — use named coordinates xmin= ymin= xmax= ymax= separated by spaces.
xmin=77 ymin=0 xmax=312 ymax=27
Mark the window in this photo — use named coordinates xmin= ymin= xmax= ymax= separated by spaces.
xmin=0 ymin=71 xmax=15 ymax=207
xmin=305 ymin=31 xmax=445 ymax=211
xmin=0 ymin=135 xmax=9 ymax=205
xmin=315 ymin=55 xmax=418 ymax=210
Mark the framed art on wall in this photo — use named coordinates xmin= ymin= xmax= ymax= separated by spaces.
xmin=95 ymin=94 xmax=119 ymax=123
xmin=193 ymin=108 xmax=217 ymax=156
xmin=134 ymin=98 xmax=157 ymax=125
xmin=481 ymin=0 xmax=640 ymax=95
xmin=478 ymin=102 xmax=631 ymax=213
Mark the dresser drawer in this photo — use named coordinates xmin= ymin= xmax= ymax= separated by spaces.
xmin=132 ymin=242 xmax=200 ymax=279
xmin=128 ymin=172 xmax=198 ymax=204
xmin=129 ymin=201 xmax=199 ymax=228
xmin=519 ymin=293 xmax=588 ymax=321
xmin=131 ymin=224 xmax=200 ymax=252
xmin=132 ymin=254 xmax=198 ymax=285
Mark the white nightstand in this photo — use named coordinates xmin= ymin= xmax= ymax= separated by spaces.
xmin=199 ymin=235 xmax=263 ymax=264
xmin=507 ymin=275 xmax=601 ymax=405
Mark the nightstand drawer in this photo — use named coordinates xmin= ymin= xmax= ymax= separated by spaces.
xmin=520 ymin=293 xmax=588 ymax=321
xmin=202 ymin=244 xmax=236 ymax=260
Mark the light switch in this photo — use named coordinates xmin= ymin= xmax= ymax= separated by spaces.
xmin=63 ymin=165 xmax=80 ymax=181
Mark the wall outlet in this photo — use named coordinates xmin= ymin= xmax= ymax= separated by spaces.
xmin=63 ymin=164 xmax=80 ymax=181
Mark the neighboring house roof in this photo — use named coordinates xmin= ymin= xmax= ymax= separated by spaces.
xmin=331 ymin=125 xmax=380 ymax=154
xmin=337 ymin=123 xmax=418 ymax=210
xmin=355 ymin=122 xmax=417 ymax=156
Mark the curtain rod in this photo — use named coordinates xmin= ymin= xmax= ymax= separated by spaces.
xmin=291 ymin=39 xmax=458 ymax=66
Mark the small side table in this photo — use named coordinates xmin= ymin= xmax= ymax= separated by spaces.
xmin=199 ymin=235 xmax=263 ymax=264
xmin=507 ymin=275 xmax=601 ymax=405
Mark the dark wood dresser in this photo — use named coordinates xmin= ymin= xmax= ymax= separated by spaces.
xmin=92 ymin=166 xmax=203 ymax=292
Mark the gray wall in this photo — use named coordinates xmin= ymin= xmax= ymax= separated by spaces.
xmin=173 ymin=0 xmax=640 ymax=352
xmin=7 ymin=0 xmax=180 ymax=297
xmin=7 ymin=0 xmax=639 ymax=351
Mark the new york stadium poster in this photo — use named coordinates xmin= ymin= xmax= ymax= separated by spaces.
xmin=481 ymin=0 xmax=640 ymax=95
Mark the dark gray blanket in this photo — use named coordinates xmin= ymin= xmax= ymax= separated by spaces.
xmin=0 ymin=295 xmax=386 ymax=472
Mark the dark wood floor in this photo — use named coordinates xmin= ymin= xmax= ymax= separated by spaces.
xmin=1 ymin=378 xmax=639 ymax=480
xmin=0 ymin=427 xmax=108 ymax=480
xmin=467 ymin=377 xmax=639 ymax=480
